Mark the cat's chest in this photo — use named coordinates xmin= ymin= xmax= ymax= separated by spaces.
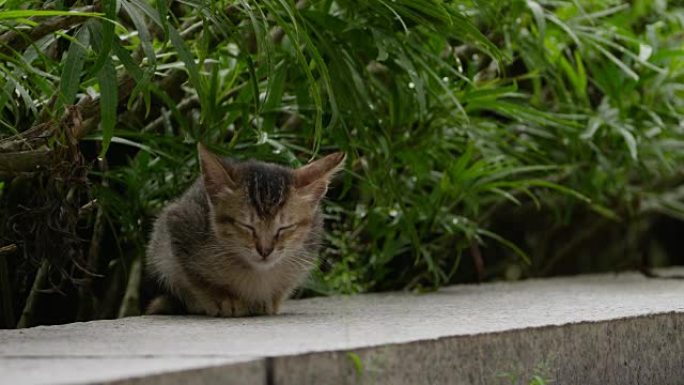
xmin=220 ymin=265 xmax=296 ymax=301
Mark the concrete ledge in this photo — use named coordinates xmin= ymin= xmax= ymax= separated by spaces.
xmin=275 ymin=313 xmax=684 ymax=385
xmin=2 ymin=269 xmax=684 ymax=385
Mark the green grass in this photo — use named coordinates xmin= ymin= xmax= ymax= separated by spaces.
xmin=498 ymin=356 xmax=555 ymax=385
xmin=0 ymin=0 xmax=683 ymax=326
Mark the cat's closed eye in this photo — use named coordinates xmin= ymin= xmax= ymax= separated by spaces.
xmin=216 ymin=215 xmax=255 ymax=234
xmin=275 ymin=224 xmax=297 ymax=239
xmin=234 ymin=221 xmax=256 ymax=235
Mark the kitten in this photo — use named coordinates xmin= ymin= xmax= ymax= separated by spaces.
xmin=145 ymin=143 xmax=345 ymax=317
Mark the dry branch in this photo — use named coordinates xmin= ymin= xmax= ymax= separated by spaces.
xmin=0 ymin=149 xmax=52 ymax=176
xmin=0 ymin=75 xmax=136 ymax=176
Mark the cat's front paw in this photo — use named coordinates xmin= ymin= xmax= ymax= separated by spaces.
xmin=219 ymin=297 xmax=249 ymax=317
xmin=268 ymin=297 xmax=283 ymax=315
xmin=249 ymin=297 xmax=282 ymax=316
xmin=186 ymin=298 xmax=220 ymax=317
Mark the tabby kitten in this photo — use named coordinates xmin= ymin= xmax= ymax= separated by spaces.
xmin=146 ymin=143 xmax=345 ymax=317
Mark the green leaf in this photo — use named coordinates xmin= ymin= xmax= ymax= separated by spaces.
xmin=111 ymin=40 xmax=148 ymax=110
xmin=121 ymin=0 xmax=156 ymax=69
xmin=97 ymin=58 xmax=118 ymax=157
xmin=155 ymin=0 xmax=169 ymax=40
xmin=59 ymin=25 xmax=90 ymax=107
xmin=477 ymin=229 xmax=531 ymax=265
xmin=168 ymin=24 xmax=203 ymax=110
xmin=347 ymin=352 xmax=364 ymax=378
xmin=88 ymin=0 xmax=117 ymax=76
xmin=83 ymin=135 xmax=174 ymax=160
xmin=246 ymin=55 xmax=260 ymax=114
xmin=262 ymin=63 xmax=287 ymax=132
xmin=127 ymin=0 xmax=164 ymax=26
xmin=0 ymin=10 xmax=102 ymax=19
xmin=587 ymin=40 xmax=639 ymax=81
xmin=526 ymin=0 xmax=546 ymax=41
xmin=617 ymin=127 xmax=638 ymax=161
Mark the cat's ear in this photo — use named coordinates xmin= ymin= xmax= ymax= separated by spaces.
xmin=294 ymin=152 xmax=346 ymax=201
xmin=198 ymin=143 xmax=237 ymax=198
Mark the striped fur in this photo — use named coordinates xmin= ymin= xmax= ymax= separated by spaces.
xmin=239 ymin=161 xmax=292 ymax=219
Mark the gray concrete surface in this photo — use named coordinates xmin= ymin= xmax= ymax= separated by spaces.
xmin=1 ymin=269 xmax=683 ymax=385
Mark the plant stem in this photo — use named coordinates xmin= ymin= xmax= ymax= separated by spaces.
xmin=117 ymin=257 xmax=142 ymax=318
xmin=77 ymin=155 xmax=108 ymax=321
xmin=17 ymin=259 xmax=49 ymax=329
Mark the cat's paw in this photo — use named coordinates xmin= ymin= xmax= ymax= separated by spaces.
xmin=186 ymin=299 xmax=220 ymax=317
xmin=249 ymin=297 xmax=282 ymax=316
xmin=246 ymin=301 xmax=270 ymax=316
xmin=219 ymin=298 xmax=249 ymax=317
xmin=268 ymin=297 xmax=282 ymax=315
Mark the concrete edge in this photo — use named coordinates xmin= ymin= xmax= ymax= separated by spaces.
xmin=270 ymin=311 xmax=684 ymax=385
xmin=82 ymin=358 xmax=265 ymax=385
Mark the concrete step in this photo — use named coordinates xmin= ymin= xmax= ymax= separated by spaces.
xmin=2 ymin=269 xmax=684 ymax=385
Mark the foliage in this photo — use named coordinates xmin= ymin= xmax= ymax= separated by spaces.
xmin=0 ymin=0 xmax=683 ymax=327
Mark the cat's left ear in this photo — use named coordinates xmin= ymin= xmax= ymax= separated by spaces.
xmin=294 ymin=152 xmax=346 ymax=202
xmin=198 ymin=142 xmax=238 ymax=199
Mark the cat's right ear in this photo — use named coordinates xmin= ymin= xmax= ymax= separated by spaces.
xmin=294 ymin=152 xmax=346 ymax=202
xmin=198 ymin=143 xmax=237 ymax=198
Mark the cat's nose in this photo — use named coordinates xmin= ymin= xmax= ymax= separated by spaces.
xmin=256 ymin=245 xmax=274 ymax=259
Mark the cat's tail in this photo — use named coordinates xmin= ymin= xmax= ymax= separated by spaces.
xmin=145 ymin=294 xmax=184 ymax=315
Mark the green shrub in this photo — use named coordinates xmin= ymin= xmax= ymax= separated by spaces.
xmin=0 ymin=0 xmax=682 ymax=326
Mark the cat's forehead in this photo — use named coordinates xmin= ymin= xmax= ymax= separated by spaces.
xmin=236 ymin=161 xmax=293 ymax=219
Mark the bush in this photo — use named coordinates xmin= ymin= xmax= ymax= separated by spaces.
xmin=1 ymin=0 xmax=683 ymax=327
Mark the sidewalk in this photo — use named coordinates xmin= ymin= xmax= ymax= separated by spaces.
xmin=2 ymin=269 xmax=683 ymax=385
